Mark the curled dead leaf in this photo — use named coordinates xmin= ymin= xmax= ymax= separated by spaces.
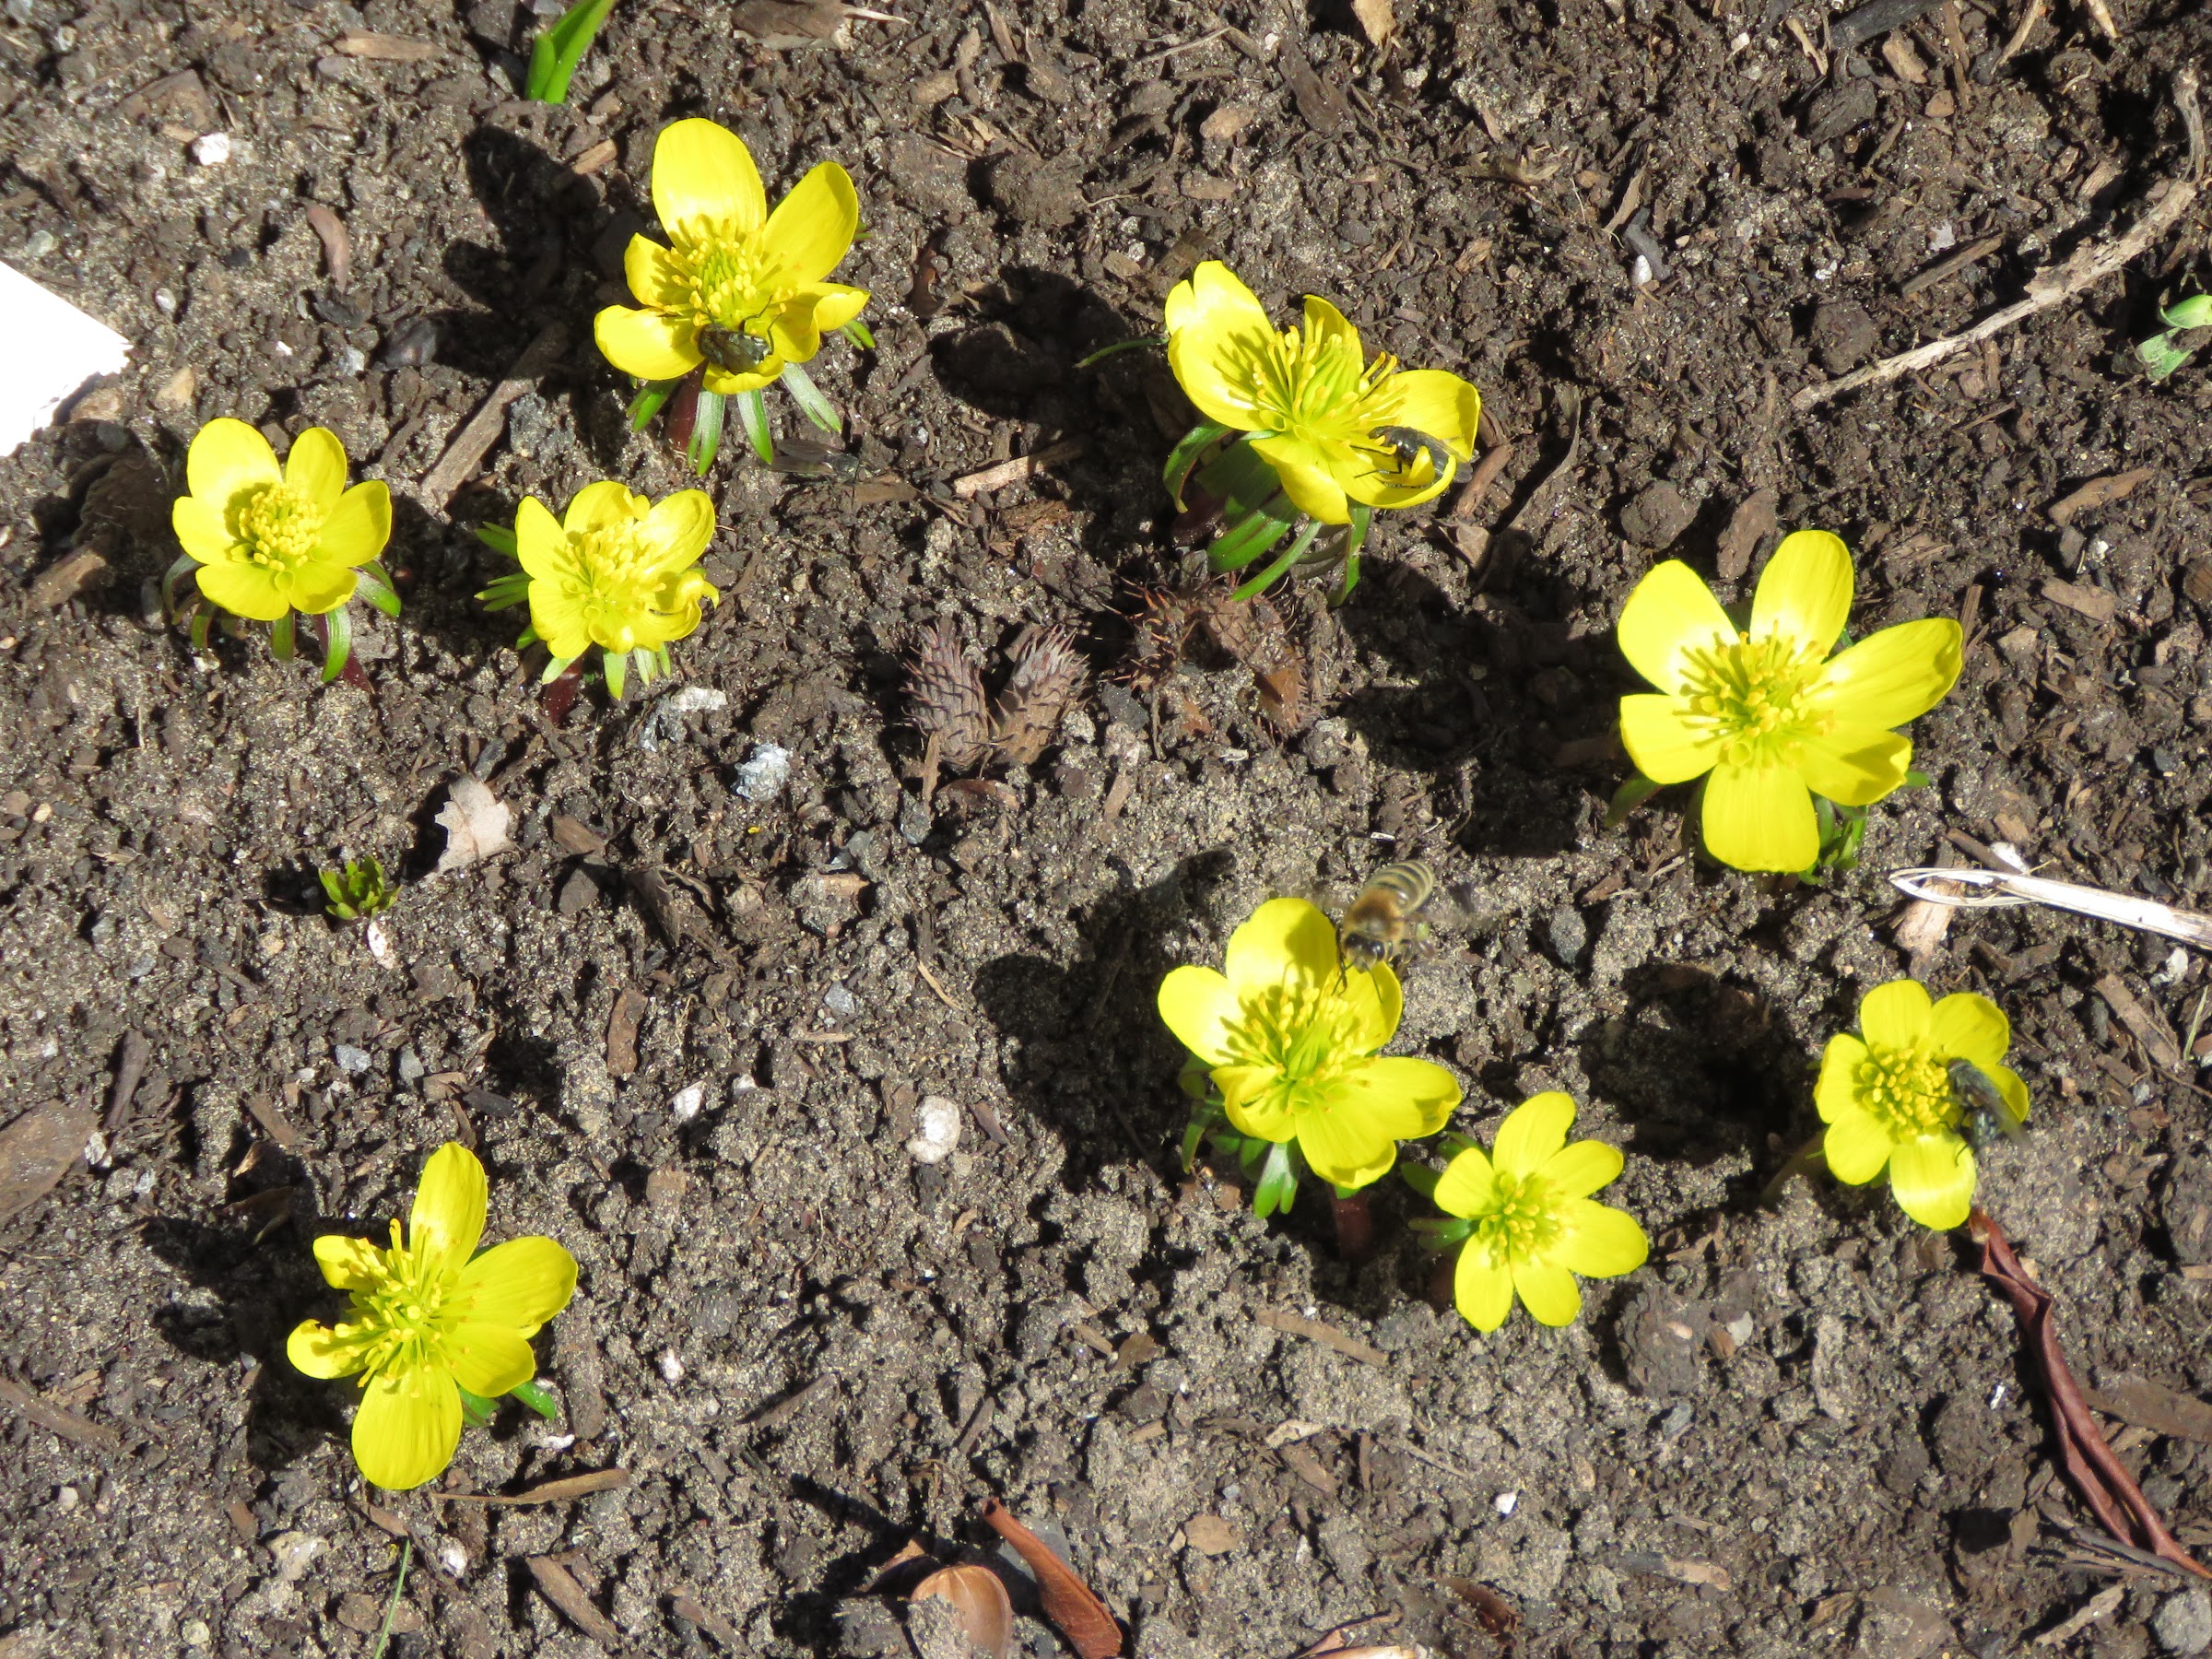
xmin=912 ymin=1565 xmax=1013 ymax=1659
xmin=977 ymin=1500 xmax=1122 ymax=1659
xmin=434 ymin=777 xmax=512 ymax=872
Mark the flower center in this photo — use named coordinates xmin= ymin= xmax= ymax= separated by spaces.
xmin=1237 ymin=323 xmax=1395 ymax=445
xmin=559 ymin=524 xmax=696 ymax=653
xmin=1853 ymin=1045 xmax=1957 ymax=1139
xmin=350 ymin=1219 xmax=459 ymax=1381
xmin=1677 ymin=630 xmax=1834 ymax=769
xmin=1472 ymin=1169 xmax=1562 ymax=1265
xmin=233 ymin=483 xmax=325 ymax=572
xmin=1223 ymin=978 xmax=1371 ymax=1117
xmin=676 ymin=232 xmax=776 ymax=334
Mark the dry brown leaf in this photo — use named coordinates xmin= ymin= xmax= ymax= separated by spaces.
xmin=978 ymin=1500 xmax=1123 ymax=1659
xmin=1349 ymin=0 xmax=1395 ymax=50
xmin=0 ymin=1095 xmax=93 ymax=1224
xmin=434 ymin=777 xmax=512 ymax=872
xmin=912 ymin=1565 xmax=1014 ymax=1659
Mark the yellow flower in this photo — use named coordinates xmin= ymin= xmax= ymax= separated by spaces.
xmin=1161 ymin=261 xmax=1481 ymax=525
xmin=1433 ymin=1093 xmax=1648 ymax=1332
xmin=287 ymin=1144 xmax=577 ymax=1491
xmin=488 ymin=481 xmax=718 ymax=697
xmin=1617 ymin=530 xmax=1962 ymax=872
xmin=1817 ymin=979 xmax=2029 ymax=1231
xmin=1157 ymin=897 xmax=1461 ymax=1190
xmin=594 ymin=117 xmax=870 ymax=395
xmin=171 ymin=418 xmax=391 ymax=621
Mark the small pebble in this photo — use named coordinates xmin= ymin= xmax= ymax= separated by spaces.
xmin=22 ymin=228 xmax=58 ymax=258
xmin=733 ymin=742 xmax=792 ymax=803
xmin=190 ymin=132 xmax=230 ymax=166
xmin=397 ymin=1049 xmax=425 ymax=1084
xmin=54 ymin=1485 xmax=78 ymax=1512
xmin=823 ymin=982 xmax=860 ymax=1018
xmin=333 ymin=1044 xmax=372 ymax=1076
xmin=657 ymin=1348 xmax=686 ymax=1383
xmin=1494 ymin=1490 xmax=1519 ymax=1517
xmin=907 ymin=1096 xmax=962 ymax=1165
xmin=334 ymin=344 xmax=367 ymax=375
xmin=2155 ymin=1589 xmax=2212 ymax=1657
xmin=669 ymin=1082 xmax=704 ymax=1122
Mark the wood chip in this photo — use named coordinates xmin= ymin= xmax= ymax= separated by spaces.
xmin=1182 ymin=1513 xmax=1241 ymax=1556
xmin=303 ymin=203 xmax=350 ymax=289
xmin=1279 ymin=48 xmax=1349 ymax=135
xmin=748 ymin=1372 xmax=838 ymax=1430
xmin=952 ymin=439 xmax=1085 ymax=500
xmin=0 ymin=1372 xmax=119 ymax=1449
xmin=2041 ymin=580 xmax=2116 ymax=623
xmin=0 ymin=1095 xmax=92 ymax=1224
xmin=334 ymin=29 xmax=441 ymax=59
xmin=420 ymin=324 xmax=570 ymax=505
xmin=551 ymin=816 xmax=607 ymax=856
xmin=571 ymin=138 xmax=618 ymax=177
xmin=525 ymin=1556 xmax=621 ymax=1644
xmin=442 ymin=1469 xmax=630 ymax=1505
xmin=2095 ymin=972 xmax=2182 ymax=1069
xmin=1715 ymin=487 xmax=1778 ymax=582
xmin=27 ymin=550 xmax=108 ymax=611
xmin=1348 ymin=0 xmax=1394 ymax=50
xmin=1899 ymin=232 xmax=2006 ymax=297
xmin=2035 ymin=1585 xmax=2125 ymax=1648
xmin=2082 ymin=1374 xmax=2212 ymax=1443
xmin=1253 ymin=1306 xmax=1388 ymax=1368
xmin=606 ymin=988 xmax=647 ymax=1078
xmin=2050 ymin=467 xmax=2152 ymax=525
xmin=672 ymin=1593 xmax=743 ymax=1649
xmin=1278 ymin=1440 xmax=1339 ymax=1497
xmin=245 ymin=1092 xmax=302 ymax=1151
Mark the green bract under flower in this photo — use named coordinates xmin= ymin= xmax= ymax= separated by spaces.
xmin=1157 ymin=897 xmax=1460 ymax=1192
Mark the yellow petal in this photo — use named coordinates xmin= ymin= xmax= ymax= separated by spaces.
xmin=1157 ymin=966 xmax=1241 ymax=1065
xmin=1823 ymin=1107 xmax=1894 ymax=1185
xmin=1431 ymin=1143 xmax=1497 ymax=1220
xmin=565 ymin=480 xmax=647 ymax=535
xmin=186 ymin=417 xmax=280 ymax=510
xmin=1294 ymin=1104 xmax=1401 ymax=1192
xmin=1700 ymin=761 xmax=1818 ymax=873
xmin=283 ymin=560 xmax=359 ymax=616
xmin=1300 ymin=293 xmax=1361 ymax=358
xmin=1554 ymin=1198 xmax=1650 ymax=1278
xmin=173 ymin=495 xmax=238 ymax=567
xmin=284 ymin=427 xmax=350 ymax=512
xmin=194 ymin=559 xmax=292 ymax=622
xmin=1328 ymin=1056 xmax=1463 ymax=1143
xmin=1619 ymin=694 xmax=1723 ymax=786
xmin=1927 ymin=992 xmax=2010 ymax=1073
xmin=1888 ymin=1135 xmax=1975 ymax=1230
xmin=514 ymin=496 xmax=571 ymax=582
xmin=1540 ymin=1138 xmax=1624 ymax=1199
xmin=1224 ymin=897 xmax=1340 ymax=1000
xmin=1512 ymin=1257 xmax=1583 ymax=1325
xmin=595 ymin=304 xmax=700 ymax=382
xmin=1990 ymin=1064 xmax=2031 ymax=1129
xmin=1218 ymin=1066 xmax=1294 ymax=1141
xmin=1858 ymin=979 xmax=1934 ymax=1051
xmin=1343 ymin=451 xmax=1454 ymax=512
xmin=641 ymin=489 xmax=716 ymax=567
xmin=454 ymin=1236 xmax=578 ymax=1335
xmin=1748 ymin=529 xmax=1853 ymax=653
xmin=446 ymin=1323 xmax=537 ymax=1398
xmin=801 ymin=281 xmax=870 ymax=333
xmin=320 ymin=481 xmax=392 ymax=570
xmin=1366 ymin=369 xmax=1481 ymax=460
xmin=1492 ymin=1092 xmax=1575 ymax=1180
xmin=1795 ymin=724 xmax=1911 ymax=806
xmin=1249 ymin=434 xmax=1351 ymax=524
xmin=766 ymin=304 xmax=825 ymax=367
xmin=1453 ymin=1246 xmax=1514 ymax=1331
xmin=653 ymin=117 xmax=765 ymax=236
xmin=351 ymin=1366 xmax=463 ymax=1491
xmin=615 ymin=233 xmax=685 ymax=309
xmin=1339 ymin=961 xmax=1403 ymax=1052
xmin=1618 ymin=561 xmax=1735 ymax=695
xmin=1163 ymin=262 xmax=1277 ymax=430
xmin=1814 ymin=1033 xmax=1871 ymax=1124
xmin=701 ymin=360 xmax=782 ymax=396
xmin=1809 ymin=618 xmax=1964 ymax=730
xmin=288 ymin=1318 xmax=371 ymax=1379
xmin=313 ymin=1233 xmax=388 ymax=1290
xmin=409 ymin=1143 xmax=487 ymax=1274
xmin=763 ymin=160 xmax=859 ymax=287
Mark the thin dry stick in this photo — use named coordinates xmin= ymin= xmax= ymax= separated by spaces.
xmin=1794 ymin=66 xmax=2201 ymax=411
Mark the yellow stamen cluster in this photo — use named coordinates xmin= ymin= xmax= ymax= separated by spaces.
xmin=567 ymin=524 xmax=687 ymax=652
xmin=1851 ymin=1046 xmax=1955 ymax=1139
xmin=234 ymin=484 xmax=327 ymax=573
xmin=1253 ymin=326 xmax=1394 ymax=439
xmin=681 ymin=238 xmax=771 ymax=333
xmin=1678 ymin=633 xmax=1832 ymax=768
xmin=1225 ymin=983 xmax=1369 ymax=1104
xmin=1471 ymin=1169 xmax=1566 ymax=1265
xmin=346 ymin=1219 xmax=459 ymax=1382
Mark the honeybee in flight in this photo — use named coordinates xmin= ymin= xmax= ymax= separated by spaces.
xmin=1337 ymin=859 xmax=1444 ymax=978
xmin=1948 ymin=1058 xmax=2028 ymax=1149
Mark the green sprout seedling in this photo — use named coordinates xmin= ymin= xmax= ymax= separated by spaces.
xmin=524 ymin=0 xmax=617 ymax=104
xmin=2137 ymin=294 xmax=2212 ymax=382
xmin=320 ymin=855 xmax=396 ymax=921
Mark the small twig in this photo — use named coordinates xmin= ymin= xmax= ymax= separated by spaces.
xmin=1998 ymin=0 xmax=2045 ymax=62
xmin=1795 ymin=66 xmax=2202 ymax=410
xmin=1131 ymin=23 xmax=1229 ymax=66
xmin=419 ymin=324 xmax=571 ymax=505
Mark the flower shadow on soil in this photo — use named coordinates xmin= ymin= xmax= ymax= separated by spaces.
xmin=971 ymin=847 xmax=1237 ymax=1192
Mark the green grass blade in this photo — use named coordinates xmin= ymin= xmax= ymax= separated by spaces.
xmin=524 ymin=0 xmax=617 ymax=103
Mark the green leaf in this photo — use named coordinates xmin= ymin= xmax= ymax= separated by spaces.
xmin=540 ymin=653 xmax=579 ymax=685
xmin=688 ymin=387 xmax=727 ymax=475
xmin=1902 ymin=768 xmax=1931 ymax=789
xmin=2161 ymin=294 xmax=2212 ymax=330
xmin=508 ymin=1378 xmax=560 ymax=1420
xmin=603 ymin=647 xmax=628 ymax=700
xmin=2138 ymin=331 xmax=2196 ymax=382
xmin=1398 ymin=1159 xmax=1441 ymax=1200
xmin=271 ymin=611 xmax=297 ymax=662
xmin=524 ymin=0 xmax=617 ymax=104
xmin=1230 ymin=518 xmax=1324 ymax=601
xmin=366 ymin=1539 xmax=413 ymax=1659
xmin=839 ymin=319 xmax=876 ymax=351
xmin=475 ymin=524 xmax=519 ymax=558
xmin=1253 ymin=1142 xmax=1298 ymax=1218
xmin=320 ymin=604 xmax=353 ymax=684
xmin=734 ymin=388 xmax=773 ymax=466
xmin=628 ymin=377 xmax=679 ymax=430
xmin=1604 ymin=773 xmax=1662 ymax=829
xmin=1206 ymin=502 xmax=1293 ymax=572
xmin=1162 ymin=421 xmax=1231 ymax=505
xmin=456 ymin=1384 xmax=499 ymax=1428
xmin=779 ymin=361 xmax=841 ymax=433
xmin=357 ymin=563 xmax=402 ymax=619
xmin=477 ymin=572 xmax=532 ymax=612
xmin=1076 ymin=335 xmax=1164 ymax=370
xmin=161 ymin=553 xmax=200 ymax=619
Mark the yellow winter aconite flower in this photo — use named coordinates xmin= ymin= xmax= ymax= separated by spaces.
xmin=288 ymin=1144 xmax=577 ymax=1491
xmin=1162 ymin=260 xmax=1481 ymax=526
xmin=1431 ymin=1093 xmax=1648 ymax=1332
xmin=171 ymin=418 xmax=391 ymax=620
xmin=1157 ymin=897 xmax=1462 ymax=1193
xmin=1617 ymin=530 xmax=1962 ymax=872
xmin=1817 ymin=979 xmax=2029 ymax=1231
xmin=594 ymin=117 xmax=870 ymax=396
xmin=479 ymin=481 xmax=717 ymax=699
